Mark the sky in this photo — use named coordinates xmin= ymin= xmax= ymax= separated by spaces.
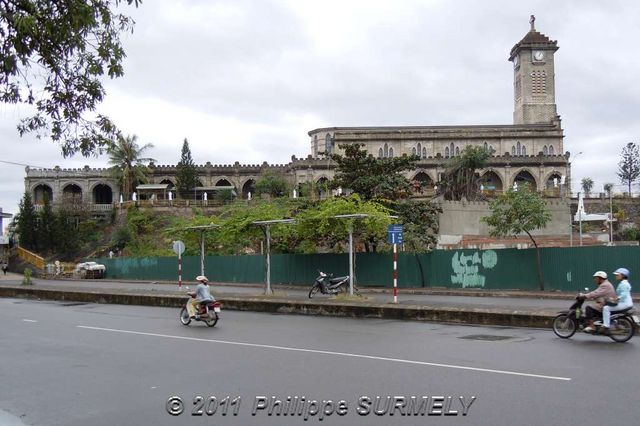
xmin=2 ymin=0 xmax=640 ymax=227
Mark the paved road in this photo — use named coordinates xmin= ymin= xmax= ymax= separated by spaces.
xmin=1 ymin=298 xmax=638 ymax=425
xmin=0 ymin=276 xmax=575 ymax=312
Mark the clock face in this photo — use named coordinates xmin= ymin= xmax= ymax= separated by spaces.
xmin=533 ymin=50 xmax=545 ymax=61
xmin=513 ymin=54 xmax=519 ymax=67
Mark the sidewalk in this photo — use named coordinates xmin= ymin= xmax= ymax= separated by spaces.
xmin=0 ymin=276 xmax=637 ymax=328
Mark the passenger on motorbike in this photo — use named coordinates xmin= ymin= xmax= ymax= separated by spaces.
xmin=187 ymin=275 xmax=215 ymax=319
xmin=580 ymin=271 xmax=616 ymax=332
xmin=602 ymin=268 xmax=634 ymax=334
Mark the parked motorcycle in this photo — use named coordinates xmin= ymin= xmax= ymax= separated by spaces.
xmin=180 ymin=294 xmax=221 ymax=327
xmin=308 ymin=271 xmax=355 ymax=298
xmin=552 ymin=295 xmax=638 ymax=343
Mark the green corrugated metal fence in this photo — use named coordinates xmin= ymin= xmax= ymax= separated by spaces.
xmin=95 ymin=245 xmax=640 ymax=292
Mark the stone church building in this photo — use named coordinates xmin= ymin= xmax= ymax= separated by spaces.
xmin=25 ymin=18 xmax=570 ymax=211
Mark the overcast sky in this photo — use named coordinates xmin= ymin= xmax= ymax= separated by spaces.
xmin=2 ymin=0 xmax=640 ymax=227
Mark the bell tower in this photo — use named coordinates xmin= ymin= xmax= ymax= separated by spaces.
xmin=510 ymin=16 xmax=559 ymax=125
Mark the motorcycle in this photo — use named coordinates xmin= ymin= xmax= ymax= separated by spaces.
xmin=308 ymin=271 xmax=356 ymax=298
xmin=552 ymin=295 xmax=638 ymax=343
xmin=180 ymin=293 xmax=221 ymax=327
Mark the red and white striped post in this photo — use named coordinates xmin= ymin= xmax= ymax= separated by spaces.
xmin=393 ymin=243 xmax=398 ymax=303
xmin=178 ymin=252 xmax=182 ymax=288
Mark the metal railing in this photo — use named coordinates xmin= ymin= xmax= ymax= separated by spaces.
xmin=16 ymin=246 xmax=45 ymax=270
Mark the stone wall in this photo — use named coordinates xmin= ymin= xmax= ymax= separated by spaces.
xmin=437 ymin=199 xmax=571 ymax=237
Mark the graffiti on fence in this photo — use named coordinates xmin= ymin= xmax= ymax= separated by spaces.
xmin=451 ymin=250 xmax=498 ymax=288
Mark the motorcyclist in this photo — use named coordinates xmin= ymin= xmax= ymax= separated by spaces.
xmin=602 ymin=268 xmax=634 ymax=334
xmin=187 ymin=275 xmax=215 ymax=319
xmin=580 ymin=271 xmax=616 ymax=333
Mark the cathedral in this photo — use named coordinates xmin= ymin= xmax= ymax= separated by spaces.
xmin=24 ymin=17 xmax=569 ymax=210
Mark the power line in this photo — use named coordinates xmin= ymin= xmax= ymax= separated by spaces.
xmin=0 ymin=160 xmax=46 ymax=169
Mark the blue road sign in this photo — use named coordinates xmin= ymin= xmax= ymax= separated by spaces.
xmin=387 ymin=224 xmax=403 ymax=244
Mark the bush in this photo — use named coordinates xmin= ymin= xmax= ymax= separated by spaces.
xmin=620 ymin=226 xmax=640 ymax=241
xmin=22 ymin=268 xmax=33 ymax=285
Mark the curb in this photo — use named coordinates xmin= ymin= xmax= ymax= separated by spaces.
xmin=0 ymin=286 xmax=556 ymax=328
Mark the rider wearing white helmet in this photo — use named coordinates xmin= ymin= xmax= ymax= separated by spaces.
xmin=602 ymin=268 xmax=634 ymax=333
xmin=581 ymin=271 xmax=616 ymax=333
xmin=187 ymin=275 xmax=215 ymax=319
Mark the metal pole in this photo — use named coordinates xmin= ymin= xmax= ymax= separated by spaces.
xmin=265 ymin=225 xmax=272 ymax=295
xmin=178 ymin=252 xmax=182 ymax=288
xmin=609 ymin=190 xmax=613 ymax=244
xmin=200 ymin=231 xmax=205 ymax=276
xmin=348 ymin=221 xmax=354 ymax=296
xmin=393 ymin=243 xmax=398 ymax=304
xmin=579 ymin=210 xmax=583 ymax=246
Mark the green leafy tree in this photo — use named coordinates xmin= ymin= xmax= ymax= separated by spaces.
xmin=617 ymin=142 xmax=640 ymax=196
xmin=17 ymin=191 xmax=38 ymax=250
xmin=603 ymin=183 xmax=614 ymax=197
xmin=37 ymin=195 xmax=56 ymax=253
xmin=52 ymin=208 xmax=80 ymax=259
xmin=107 ymin=133 xmax=154 ymax=201
xmin=392 ymin=201 xmax=441 ymax=252
xmin=295 ymin=194 xmax=393 ymax=253
xmin=330 ymin=144 xmax=419 ymax=201
xmin=254 ymin=171 xmax=290 ymax=198
xmin=175 ymin=138 xmax=198 ymax=198
xmin=580 ymin=177 xmax=594 ymax=197
xmin=439 ymin=145 xmax=491 ymax=201
xmin=0 ymin=0 xmax=141 ymax=157
xmin=482 ymin=184 xmax=551 ymax=290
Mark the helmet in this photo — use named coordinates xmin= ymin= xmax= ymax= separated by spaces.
xmin=593 ymin=271 xmax=607 ymax=279
xmin=613 ymin=268 xmax=630 ymax=278
xmin=195 ymin=275 xmax=208 ymax=282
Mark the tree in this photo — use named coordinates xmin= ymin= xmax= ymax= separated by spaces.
xmin=581 ymin=177 xmax=594 ymax=197
xmin=617 ymin=142 xmax=640 ymax=196
xmin=16 ymin=191 xmax=38 ymax=250
xmin=0 ymin=0 xmax=141 ymax=157
xmin=175 ymin=138 xmax=198 ymax=198
xmin=254 ymin=171 xmax=290 ymax=198
xmin=603 ymin=183 xmax=614 ymax=197
xmin=331 ymin=144 xmax=419 ymax=201
xmin=439 ymin=145 xmax=491 ymax=201
xmin=37 ymin=195 xmax=56 ymax=253
xmin=481 ymin=184 xmax=551 ymax=290
xmin=107 ymin=134 xmax=154 ymax=201
xmin=392 ymin=201 xmax=441 ymax=252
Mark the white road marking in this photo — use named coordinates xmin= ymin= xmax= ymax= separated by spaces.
xmin=77 ymin=325 xmax=571 ymax=382
xmin=22 ymin=319 xmax=38 ymax=323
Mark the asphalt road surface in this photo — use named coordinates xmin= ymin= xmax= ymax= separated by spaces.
xmin=0 ymin=298 xmax=637 ymax=426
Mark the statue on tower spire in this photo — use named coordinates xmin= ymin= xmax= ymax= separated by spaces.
xmin=530 ymin=15 xmax=536 ymax=31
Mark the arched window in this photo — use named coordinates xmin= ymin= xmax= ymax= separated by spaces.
xmin=543 ymin=146 xmax=548 ymax=155
xmin=422 ymin=147 xmax=427 ymax=158
xmin=389 ymin=147 xmax=394 ymax=158
xmin=378 ymin=148 xmax=383 ymax=158
xmin=549 ymin=145 xmax=555 ymax=155
xmin=517 ymin=141 xmax=521 ymax=156
xmin=522 ymin=145 xmax=526 ymax=156
xmin=450 ymin=143 xmax=454 ymax=156
xmin=325 ymin=133 xmax=332 ymax=155
xmin=384 ymin=143 xmax=389 ymax=158
xmin=412 ymin=147 xmax=416 ymax=156
xmin=417 ymin=143 xmax=422 ymax=156
xmin=445 ymin=147 xmax=450 ymax=158
xmin=511 ymin=146 xmax=516 ymax=155
xmin=455 ymin=146 xmax=460 ymax=156
xmin=483 ymin=142 xmax=488 ymax=151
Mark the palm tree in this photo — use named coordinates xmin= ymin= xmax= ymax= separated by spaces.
xmin=107 ymin=134 xmax=155 ymax=200
xmin=603 ymin=183 xmax=614 ymax=197
xmin=581 ymin=177 xmax=594 ymax=198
